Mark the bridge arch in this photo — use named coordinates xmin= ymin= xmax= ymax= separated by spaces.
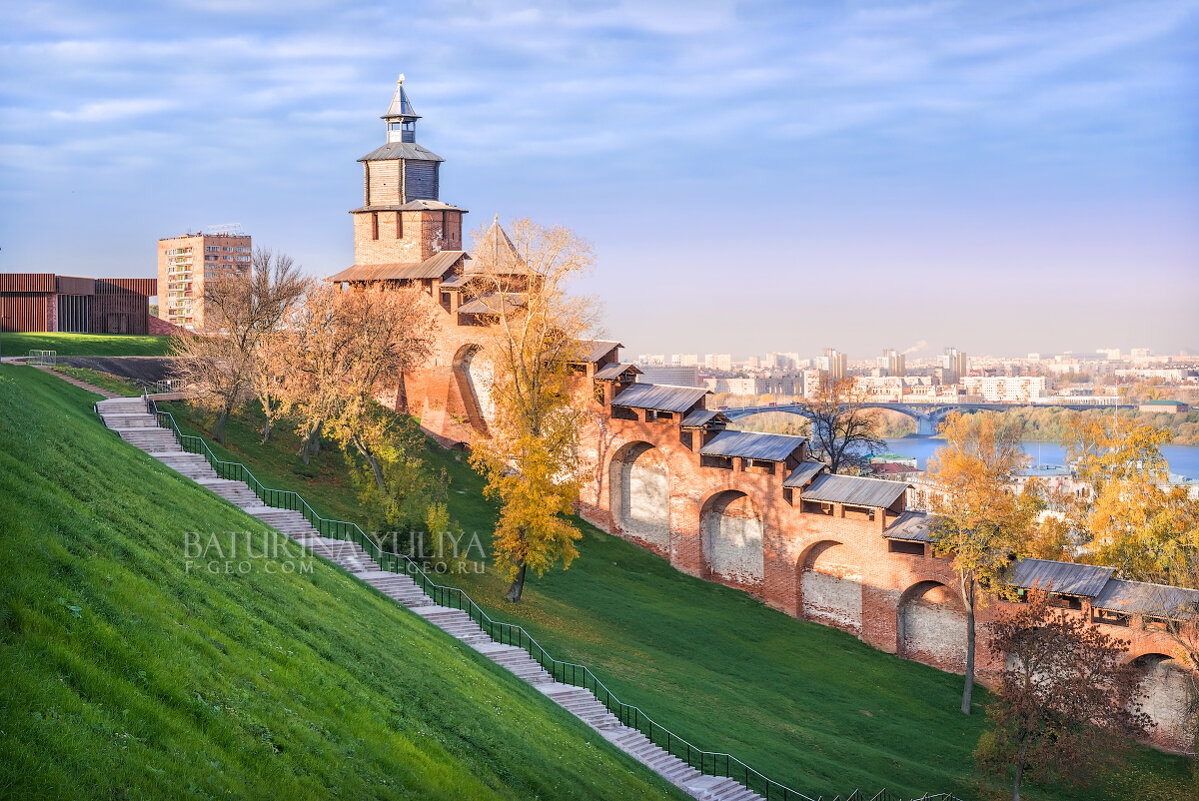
xmin=700 ymin=490 xmax=764 ymax=586
xmin=725 ymin=403 xmax=945 ymax=436
xmin=1128 ymin=652 xmax=1195 ymax=751
xmin=897 ymin=580 xmax=967 ymax=672
xmin=796 ymin=540 xmax=862 ymax=633
xmin=609 ymin=441 xmax=670 ymax=552
xmin=451 ymin=343 xmax=492 ymax=434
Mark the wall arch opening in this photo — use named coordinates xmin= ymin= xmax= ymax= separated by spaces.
xmin=452 ymin=343 xmax=493 ymax=433
xmin=700 ymin=490 xmax=764 ymax=586
xmin=797 ymin=540 xmax=862 ymax=633
xmin=897 ymin=580 xmax=967 ymax=672
xmin=609 ymin=441 xmax=670 ymax=551
xmin=1130 ymin=653 xmax=1195 ymax=751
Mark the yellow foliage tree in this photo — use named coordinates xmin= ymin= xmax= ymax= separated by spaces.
xmin=1065 ymin=416 xmax=1199 ymax=584
xmin=467 ymin=217 xmax=596 ymax=602
xmin=929 ymin=412 xmax=1038 ymax=715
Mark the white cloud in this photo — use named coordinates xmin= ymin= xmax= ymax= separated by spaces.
xmin=49 ymin=98 xmax=178 ymax=122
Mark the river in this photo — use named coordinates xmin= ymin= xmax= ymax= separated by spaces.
xmin=881 ymin=439 xmax=1199 ymax=482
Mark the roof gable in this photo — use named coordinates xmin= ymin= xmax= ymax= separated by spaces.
xmin=783 ymin=460 xmax=826 ymax=488
xmin=594 ymin=362 xmax=640 ymax=381
xmin=883 ymin=510 xmax=935 ymax=542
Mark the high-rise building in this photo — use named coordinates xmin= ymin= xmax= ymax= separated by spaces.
xmin=157 ymin=231 xmax=252 ymax=329
xmin=704 ymin=353 xmax=733 ymax=371
xmin=879 ymin=348 xmax=906 ymax=377
xmin=938 ymin=347 xmax=968 ymax=383
xmin=817 ymin=348 xmax=847 ymax=381
xmin=765 ymin=352 xmax=797 ymax=370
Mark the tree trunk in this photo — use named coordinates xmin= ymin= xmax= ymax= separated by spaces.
xmin=349 ymin=435 xmax=387 ymax=493
xmin=505 ymin=560 xmax=527 ymax=603
xmin=365 ymin=451 xmax=386 ymax=493
xmin=962 ymin=580 xmax=976 ymax=715
xmin=1013 ymin=741 xmax=1028 ymax=801
xmin=260 ymin=414 xmax=274 ymax=444
xmin=395 ymin=373 xmax=409 ymax=415
xmin=299 ymin=424 xmax=322 ymax=464
xmin=214 ymin=408 xmax=230 ymax=444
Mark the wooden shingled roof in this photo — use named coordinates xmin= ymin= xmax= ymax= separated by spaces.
xmin=800 ymin=473 xmax=909 ymax=508
xmin=1009 ymin=559 xmax=1115 ymax=598
xmin=699 ymin=431 xmax=807 ymax=463
xmin=611 ymin=383 xmax=708 ymax=413
xmin=327 ymin=250 xmax=466 ymax=283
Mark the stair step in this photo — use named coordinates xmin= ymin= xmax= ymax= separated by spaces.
xmin=94 ymin=411 xmax=745 ymax=799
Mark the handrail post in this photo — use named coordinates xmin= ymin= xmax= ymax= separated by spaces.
xmin=125 ymin=411 xmax=957 ymax=801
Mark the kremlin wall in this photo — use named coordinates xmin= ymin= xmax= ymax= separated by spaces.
xmin=333 ymin=76 xmax=1197 ymax=752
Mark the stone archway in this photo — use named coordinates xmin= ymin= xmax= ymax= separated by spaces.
xmin=1130 ymin=653 xmax=1195 ymax=751
xmin=897 ymin=580 xmax=967 ymax=672
xmin=797 ymin=541 xmax=862 ymax=633
xmin=609 ymin=441 xmax=670 ymax=551
xmin=452 ymin=343 xmax=493 ymax=433
xmin=700 ymin=490 xmax=764 ymax=586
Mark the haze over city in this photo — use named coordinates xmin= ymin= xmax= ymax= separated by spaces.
xmin=2 ymin=0 xmax=1197 ymax=358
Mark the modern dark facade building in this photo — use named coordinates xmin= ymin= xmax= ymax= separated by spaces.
xmin=0 ymin=273 xmax=157 ymax=334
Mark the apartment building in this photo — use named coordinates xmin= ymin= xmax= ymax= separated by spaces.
xmin=157 ymin=232 xmax=252 ymax=329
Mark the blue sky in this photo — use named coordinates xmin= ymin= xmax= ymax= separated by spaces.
xmin=2 ymin=0 xmax=1197 ymax=358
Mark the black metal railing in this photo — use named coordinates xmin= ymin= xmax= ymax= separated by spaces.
xmin=132 ymin=398 xmax=960 ymax=801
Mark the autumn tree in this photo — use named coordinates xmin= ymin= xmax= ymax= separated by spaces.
xmin=171 ymin=248 xmax=306 ymax=443
xmin=975 ymin=590 xmax=1153 ymax=801
xmin=467 ymin=218 xmax=596 ymax=602
xmin=805 ymin=377 xmax=885 ymax=474
xmin=285 ymin=283 xmax=438 ymax=490
xmin=1065 ymin=415 xmax=1199 ymax=584
xmin=929 ymin=411 xmax=1037 ymax=715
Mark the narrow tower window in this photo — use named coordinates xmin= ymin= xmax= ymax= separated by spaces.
xmin=371 ymin=212 xmax=379 ymax=240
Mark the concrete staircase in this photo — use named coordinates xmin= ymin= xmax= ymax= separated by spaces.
xmin=94 ymin=396 xmax=769 ymax=801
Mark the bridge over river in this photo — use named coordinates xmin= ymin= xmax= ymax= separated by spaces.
xmin=722 ymin=401 xmax=1110 ymax=436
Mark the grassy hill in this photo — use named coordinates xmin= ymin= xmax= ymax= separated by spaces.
xmin=0 ymin=331 xmax=172 ymax=357
xmin=159 ymin=401 xmax=1196 ymax=801
xmin=0 ymin=365 xmax=687 ymax=801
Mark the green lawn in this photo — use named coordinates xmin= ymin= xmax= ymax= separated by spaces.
xmin=0 ymin=365 xmax=687 ymax=801
xmin=1 ymin=331 xmax=172 ymax=356
xmin=54 ymin=365 xmax=144 ymax=396
xmin=157 ymin=401 xmax=1196 ymax=801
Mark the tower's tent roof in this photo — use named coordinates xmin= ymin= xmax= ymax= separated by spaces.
xmin=359 ymin=142 xmax=444 ymax=163
xmin=382 ymin=74 xmax=419 ymax=119
xmin=467 ymin=219 xmax=530 ymax=276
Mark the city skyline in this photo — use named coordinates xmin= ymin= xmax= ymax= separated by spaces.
xmin=2 ymin=1 xmax=1197 ymax=358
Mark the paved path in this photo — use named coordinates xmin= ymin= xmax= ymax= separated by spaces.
xmin=94 ymin=395 xmax=770 ymax=801
xmin=34 ymin=365 xmax=120 ymax=398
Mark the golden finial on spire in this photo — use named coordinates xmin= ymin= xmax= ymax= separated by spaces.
xmin=398 ymin=73 xmax=405 ymax=85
